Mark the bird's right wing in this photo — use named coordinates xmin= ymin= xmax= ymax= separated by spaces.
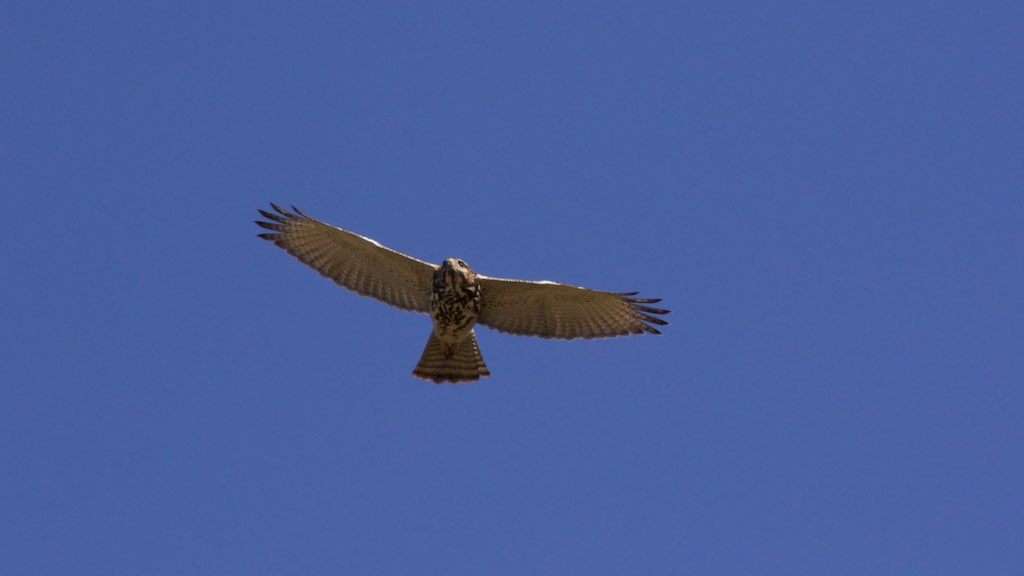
xmin=256 ymin=204 xmax=436 ymax=313
xmin=476 ymin=276 xmax=669 ymax=339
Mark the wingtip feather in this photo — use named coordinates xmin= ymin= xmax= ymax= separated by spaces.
xmin=637 ymin=313 xmax=669 ymax=326
xmin=255 ymin=220 xmax=283 ymax=231
xmin=634 ymin=304 xmax=670 ymax=315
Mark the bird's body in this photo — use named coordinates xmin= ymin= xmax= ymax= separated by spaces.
xmin=430 ymin=258 xmax=482 ymax=344
xmin=414 ymin=258 xmax=490 ymax=383
xmin=256 ymin=204 xmax=668 ymax=383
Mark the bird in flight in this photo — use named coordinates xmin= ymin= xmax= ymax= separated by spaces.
xmin=256 ymin=204 xmax=669 ymax=383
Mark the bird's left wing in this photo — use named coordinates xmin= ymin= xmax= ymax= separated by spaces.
xmin=256 ymin=204 xmax=436 ymax=313
xmin=476 ymin=276 xmax=669 ymax=339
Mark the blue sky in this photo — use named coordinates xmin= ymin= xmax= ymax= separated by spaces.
xmin=3 ymin=1 xmax=1022 ymax=574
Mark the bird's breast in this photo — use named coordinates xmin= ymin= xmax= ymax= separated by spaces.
xmin=430 ymin=281 xmax=482 ymax=341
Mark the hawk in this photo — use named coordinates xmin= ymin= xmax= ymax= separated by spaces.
xmin=256 ymin=204 xmax=669 ymax=383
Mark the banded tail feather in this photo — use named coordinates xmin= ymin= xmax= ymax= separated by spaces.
xmin=413 ymin=330 xmax=490 ymax=384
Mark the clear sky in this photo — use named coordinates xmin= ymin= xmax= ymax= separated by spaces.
xmin=3 ymin=2 xmax=1022 ymax=574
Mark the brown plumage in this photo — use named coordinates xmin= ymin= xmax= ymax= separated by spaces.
xmin=413 ymin=331 xmax=490 ymax=384
xmin=256 ymin=204 xmax=669 ymax=383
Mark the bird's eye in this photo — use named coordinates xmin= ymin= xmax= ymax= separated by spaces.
xmin=458 ymin=260 xmax=466 ymax=267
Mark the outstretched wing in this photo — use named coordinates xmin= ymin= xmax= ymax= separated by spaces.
xmin=256 ymin=204 xmax=436 ymax=313
xmin=476 ymin=276 xmax=669 ymax=339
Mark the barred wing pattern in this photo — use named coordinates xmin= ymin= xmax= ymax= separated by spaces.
xmin=476 ymin=277 xmax=669 ymax=339
xmin=256 ymin=204 xmax=436 ymax=312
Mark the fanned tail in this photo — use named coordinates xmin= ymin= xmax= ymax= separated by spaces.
xmin=412 ymin=330 xmax=490 ymax=384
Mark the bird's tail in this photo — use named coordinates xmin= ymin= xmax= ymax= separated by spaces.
xmin=412 ymin=330 xmax=490 ymax=384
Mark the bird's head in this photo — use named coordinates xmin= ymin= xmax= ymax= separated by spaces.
xmin=438 ymin=258 xmax=478 ymax=290
xmin=442 ymin=257 xmax=475 ymax=278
